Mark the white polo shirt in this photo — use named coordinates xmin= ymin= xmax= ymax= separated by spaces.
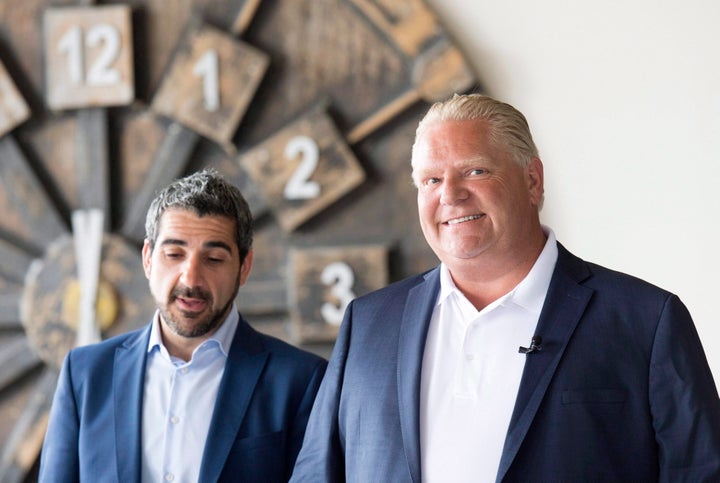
xmin=420 ymin=229 xmax=558 ymax=482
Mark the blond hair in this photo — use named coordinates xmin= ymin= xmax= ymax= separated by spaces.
xmin=413 ymin=93 xmax=539 ymax=167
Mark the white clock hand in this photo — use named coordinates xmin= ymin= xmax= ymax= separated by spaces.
xmin=71 ymin=209 xmax=104 ymax=347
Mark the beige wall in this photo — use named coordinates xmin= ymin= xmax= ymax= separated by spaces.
xmin=428 ymin=0 xmax=720 ymax=386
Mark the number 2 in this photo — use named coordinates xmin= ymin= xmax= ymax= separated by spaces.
xmin=284 ymin=135 xmax=321 ymax=200
xmin=320 ymin=261 xmax=356 ymax=326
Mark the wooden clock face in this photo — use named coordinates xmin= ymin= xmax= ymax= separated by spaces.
xmin=0 ymin=0 xmax=476 ymax=479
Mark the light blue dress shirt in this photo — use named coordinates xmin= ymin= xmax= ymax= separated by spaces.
xmin=141 ymin=306 xmax=239 ymax=483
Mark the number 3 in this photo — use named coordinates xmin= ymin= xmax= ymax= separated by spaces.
xmin=320 ymin=262 xmax=356 ymax=326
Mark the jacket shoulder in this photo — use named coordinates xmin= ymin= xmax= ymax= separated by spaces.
xmin=240 ymin=320 xmax=327 ymax=372
xmin=63 ymin=326 xmax=148 ymax=368
xmin=352 ymin=269 xmax=435 ymax=306
xmin=557 ymin=242 xmax=673 ymax=300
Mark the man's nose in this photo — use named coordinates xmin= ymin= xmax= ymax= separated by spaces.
xmin=180 ymin=255 xmax=203 ymax=287
xmin=440 ymin=178 xmax=469 ymax=205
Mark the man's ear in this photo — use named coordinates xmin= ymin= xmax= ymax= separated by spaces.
xmin=238 ymin=249 xmax=254 ymax=286
xmin=527 ymin=157 xmax=545 ymax=207
xmin=142 ymin=240 xmax=152 ymax=279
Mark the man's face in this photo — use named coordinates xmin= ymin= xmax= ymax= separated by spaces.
xmin=411 ymin=119 xmax=544 ymax=268
xmin=142 ymin=208 xmax=252 ymax=340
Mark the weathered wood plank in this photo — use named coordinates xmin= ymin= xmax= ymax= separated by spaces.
xmin=0 ymin=136 xmax=68 ymax=252
xmin=347 ymin=0 xmax=437 ymax=56
xmin=235 ymin=279 xmax=287 ymax=315
xmin=119 ymin=122 xmax=199 ymax=242
xmin=288 ymin=244 xmax=389 ymax=343
xmin=0 ymin=367 xmax=57 ymax=483
xmin=0 ymin=289 xmax=22 ymax=329
xmin=342 ymin=0 xmax=475 ymax=143
xmin=76 ymin=108 xmax=110 ymax=228
xmin=0 ymin=337 xmax=42 ymax=393
xmin=150 ymin=18 xmax=269 ymax=146
xmin=235 ymin=0 xmax=410 ymax=145
xmin=239 ymin=104 xmax=366 ymax=232
xmin=231 ymin=0 xmax=263 ymax=35
xmin=0 ymin=59 xmax=30 ymax=138
xmin=0 ymin=238 xmax=34 ymax=283
xmin=43 ymin=5 xmax=134 ymax=110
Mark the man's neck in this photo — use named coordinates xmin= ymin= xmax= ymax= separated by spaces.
xmin=448 ymin=232 xmax=547 ymax=311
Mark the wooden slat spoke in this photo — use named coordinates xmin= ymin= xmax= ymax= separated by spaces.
xmin=0 ymin=238 xmax=34 ymax=284
xmin=119 ymin=123 xmax=200 ymax=242
xmin=0 ymin=368 xmax=58 ymax=483
xmin=345 ymin=1 xmax=476 ymax=144
xmin=236 ymin=279 xmax=287 ymax=315
xmin=231 ymin=0 xmax=263 ymax=36
xmin=0 ymin=337 xmax=42 ymax=393
xmin=0 ymin=290 xmax=22 ymax=329
xmin=75 ymin=108 xmax=110 ymax=229
xmin=0 ymin=136 xmax=68 ymax=252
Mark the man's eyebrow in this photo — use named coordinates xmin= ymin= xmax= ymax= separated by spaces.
xmin=204 ymin=241 xmax=233 ymax=253
xmin=160 ymin=239 xmax=187 ymax=247
xmin=158 ymin=239 xmax=233 ymax=254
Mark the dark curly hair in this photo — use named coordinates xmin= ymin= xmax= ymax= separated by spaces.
xmin=144 ymin=169 xmax=253 ymax=261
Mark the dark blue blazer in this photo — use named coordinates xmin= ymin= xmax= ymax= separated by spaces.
xmin=40 ymin=314 xmax=327 ymax=483
xmin=291 ymin=243 xmax=720 ymax=482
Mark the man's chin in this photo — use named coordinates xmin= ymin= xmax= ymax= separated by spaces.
xmin=177 ymin=308 xmax=205 ymax=320
xmin=161 ymin=308 xmax=213 ymax=338
xmin=169 ymin=320 xmax=214 ymax=339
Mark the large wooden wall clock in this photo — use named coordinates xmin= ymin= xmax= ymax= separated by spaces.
xmin=0 ymin=0 xmax=477 ymax=480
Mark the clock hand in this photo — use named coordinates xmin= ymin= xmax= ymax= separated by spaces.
xmin=71 ymin=209 xmax=104 ymax=347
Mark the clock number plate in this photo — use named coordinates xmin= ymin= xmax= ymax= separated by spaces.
xmin=151 ymin=19 xmax=269 ymax=145
xmin=288 ymin=244 xmax=388 ymax=343
xmin=348 ymin=0 xmax=437 ymax=56
xmin=0 ymin=60 xmax=30 ymax=137
xmin=43 ymin=5 xmax=134 ymax=110
xmin=239 ymin=105 xmax=366 ymax=232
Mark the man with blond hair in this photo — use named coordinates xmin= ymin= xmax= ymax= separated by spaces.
xmin=291 ymin=94 xmax=720 ymax=482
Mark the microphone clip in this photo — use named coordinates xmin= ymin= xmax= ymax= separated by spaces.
xmin=519 ymin=336 xmax=543 ymax=354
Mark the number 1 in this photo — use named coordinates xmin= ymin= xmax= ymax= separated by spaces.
xmin=193 ymin=49 xmax=220 ymax=112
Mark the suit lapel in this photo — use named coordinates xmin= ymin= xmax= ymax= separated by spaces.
xmin=113 ymin=327 xmax=151 ymax=483
xmin=495 ymin=244 xmax=593 ymax=482
xmin=397 ymin=268 xmax=440 ymax=483
xmin=199 ymin=316 xmax=268 ymax=482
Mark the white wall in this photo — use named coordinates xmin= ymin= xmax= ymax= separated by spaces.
xmin=427 ymin=0 xmax=720 ymax=385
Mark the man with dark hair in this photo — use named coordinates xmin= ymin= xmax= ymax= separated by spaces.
xmin=41 ymin=169 xmax=326 ymax=482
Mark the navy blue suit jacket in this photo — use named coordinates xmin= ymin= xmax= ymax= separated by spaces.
xmin=40 ymin=314 xmax=327 ymax=482
xmin=291 ymin=243 xmax=720 ymax=482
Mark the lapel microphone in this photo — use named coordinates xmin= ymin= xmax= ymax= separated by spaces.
xmin=519 ymin=336 xmax=543 ymax=354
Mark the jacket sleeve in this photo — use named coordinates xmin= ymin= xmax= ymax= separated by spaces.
xmin=286 ymin=358 xmax=329 ymax=480
xmin=650 ymin=294 xmax=720 ymax=481
xmin=39 ymin=352 xmax=80 ymax=483
xmin=290 ymin=302 xmax=354 ymax=483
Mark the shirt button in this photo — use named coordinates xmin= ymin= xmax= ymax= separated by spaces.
xmin=170 ymin=416 xmax=180 ymax=424
xmin=466 ymin=354 xmax=474 ymax=360
xmin=165 ymin=473 xmax=174 ymax=481
xmin=180 ymin=367 xmax=188 ymax=374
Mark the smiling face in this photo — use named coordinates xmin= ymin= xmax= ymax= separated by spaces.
xmin=412 ymin=118 xmax=544 ymax=273
xmin=142 ymin=208 xmax=253 ymax=345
